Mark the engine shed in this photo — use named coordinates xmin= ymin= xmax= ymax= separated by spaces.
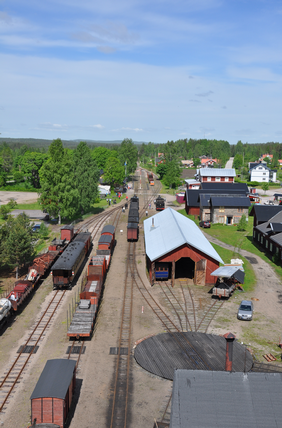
xmin=144 ymin=208 xmax=223 ymax=286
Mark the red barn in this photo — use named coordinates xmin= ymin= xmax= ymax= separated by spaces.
xmin=144 ymin=208 xmax=223 ymax=286
xmin=30 ymin=359 xmax=76 ymax=428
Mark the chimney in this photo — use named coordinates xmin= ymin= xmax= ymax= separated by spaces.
xmin=152 ymin=218 xmax=154 ymax=227
xmin=223 ymin=332 xmax=236 ymax=371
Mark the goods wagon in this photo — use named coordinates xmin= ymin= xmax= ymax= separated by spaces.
xmin=127 ymin=196 xmax=139 ymax=242
xmin=30 ymin=359 xmax=76 ymax=428
xmin=155 ymin=195 xmax=165 ymax=211
xmin=98 ymin=234 xmax=114 ymax=252
xmin=0 ymin=225 xmax=76 ymax=325
xmin=148 ymin=172 xmax=154 ymax=186
xmin=67 ymin=225 xmax=114 ymax=339
xmin=51 ymin=232 xmax=91 ymax=289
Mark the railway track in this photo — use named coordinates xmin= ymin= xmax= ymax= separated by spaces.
xmin=108 ymin=242 xmax=135 ymax=428
xmin=157 ymin=280 xmax=224 ymax=333
xmin=0 ymin=290 xmax=66 ymax=413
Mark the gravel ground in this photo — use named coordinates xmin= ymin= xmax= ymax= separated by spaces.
xmin=1 ymin=190 xmax=282 ymax=427
xmin=0 ymin=191 xmax=38 ymax=205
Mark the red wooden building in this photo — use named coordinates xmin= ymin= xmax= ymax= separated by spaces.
xmin=144 ymin=208 xmax=223 ymax=286
xmin=30 ymin=359 xmax=76 ymax=428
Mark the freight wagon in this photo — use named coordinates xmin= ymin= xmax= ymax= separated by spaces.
xmin=67 ymin=225 xmax=115 ymax=339
xmin=148 ymin=172 xmax=154 ymax=186
xmin=51 ymin=232 xmax=91 ymax=289
xmin=0 ymin=225 xmax=76 ymax=324
xmin=127 ymin=195 xmax=139 ymax=242
xmin=29 ymin=359 xmax=76 ymax=428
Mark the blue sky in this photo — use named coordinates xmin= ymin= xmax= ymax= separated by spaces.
xmin=1 ymin=0 xmax=282 ymax=145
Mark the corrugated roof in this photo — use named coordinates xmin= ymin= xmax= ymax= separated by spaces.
xmin=31 ymin=359 xmax=76 ymax=400
xmin=199 ymin=168 xmax=236 ymax=177
xmin=211 ymin=266 xmax=243 ymax=277
xmin=170 ymin=370 xmax=282 ymax=428
xmin=144 ymin=208 xmax=223 ymax=264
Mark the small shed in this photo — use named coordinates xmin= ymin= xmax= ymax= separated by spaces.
xmin=144 ymin=208 xmax=223 ymax=286
xmin=30 ymin=359 xmax=76 ymax=428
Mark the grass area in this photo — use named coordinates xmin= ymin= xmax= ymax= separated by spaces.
xmin=16 ymin=202 xmax=41 ymax=210
xmin=0 ymin=183 xmax=38 ymax=192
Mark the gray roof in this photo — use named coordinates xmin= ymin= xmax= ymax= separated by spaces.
xmin=250 ymin=205 xmax=282 ymax=222
xmin=270 ymin=223 xmax=282 ymax=233
xmin=211 ymin=195 xmax=251 ymax=207
xmin=170 ymin=369 xmax=282 ymax=428
xmin=211 ymin=266 xmax=244 ymax=277
xmin=144 ymin=208 xmax=223 ymax=264
xmin=201 ymin=182 xmax=249 ymax=192
xmin=98 ymin=234 xmax=112 ymax=244
xmin=31 ymin=359 xmax=76 ymax=400
xmin=199 ymin=168 xmax=236 ymax=177
xmin=52 ymin=241 xmax=85 ymax=271
xmin=255 ymin=222 xmax=270 ymax=235
xmin=101 ymin=225 xmax=115 ymax=235
xmin=270 ymin=233 xmax=282 ymax=246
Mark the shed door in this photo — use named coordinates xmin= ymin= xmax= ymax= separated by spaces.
xmin=194 ymin=259 xmax=206 ymax=286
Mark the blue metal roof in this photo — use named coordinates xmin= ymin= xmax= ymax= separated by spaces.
xmin=144 ymin=208 xmax=223 ymax=264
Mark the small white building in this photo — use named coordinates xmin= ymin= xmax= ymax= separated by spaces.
xmin=249 ymin=163 xmax=277 ymax=183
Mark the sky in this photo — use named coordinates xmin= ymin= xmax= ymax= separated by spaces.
xmin=1 ymin=0 xmax=282 ymax=145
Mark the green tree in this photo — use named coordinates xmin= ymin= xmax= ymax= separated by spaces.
xmin=73 ymin=142 xmax=100 ymax=213
xmin=118 ymin=138 xmax=138 ymax=176
xmin=104 ymin=157 xmax=125 ymax=188
xmin=5 ymin=213 xmax=35 ymax=278
xmin=237 ymin=214 xmax=247 ymax=231
xmin=39 ymin=139 xmax=79 ymax=222
xmin=156 ymin=163 xmax=167 ymax=180
xmin=0 ymin=200 xmax=17 ymax=220
xmin=20 ymin=152 xmax=48 ymax=188
xmin=262 ymin=182 xmax=269 ymax=193
xmin=193 ymin=157 xmax=201 ymax=168
xmin=163 ymin=159 xmax=181 ymax=189
xmin=233 ymin=154 xmax=243 ymax=169
xmin=38 ymin=222 xmax=49 ymax=239
xmin=91 ymin=146 xmax=113 ymax=170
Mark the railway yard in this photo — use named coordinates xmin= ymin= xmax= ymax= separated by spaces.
xmin=1 ymin=169 xmax=282 ymax=427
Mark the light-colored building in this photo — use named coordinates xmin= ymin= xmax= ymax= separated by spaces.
xmin=249 ymin=163 xmax=277 ymax=182
xmin=198 ymin=168 xmax=236 ymax=183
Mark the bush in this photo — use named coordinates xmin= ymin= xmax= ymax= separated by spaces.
xmin=237 ymin=214 xmax=247 ymax=231
xmin=38 ymin=222 xmax=49 ymax=239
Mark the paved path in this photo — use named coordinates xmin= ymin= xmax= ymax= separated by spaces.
xmin=203 ymin=232 xmax=282 ymax=316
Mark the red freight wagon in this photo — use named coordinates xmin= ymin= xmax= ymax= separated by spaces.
xmin=80 ymin=280 xmax=102 ymax=302
xmin=98 ymin=234 xmax=114 ymax=252
xmin=127 ymin=222 xmax=139 ymax=241
xmin=88 ymin=256 xmax=107 ymax=280
xmin=101 ymin=224 xmax=115 ymax=242
xmin=8 ymin=281 xmax=33 ymax=311
xmin=30 ymin=359 xmax=76 ymax=428
xmin=60 ymin=225 xmax=75 ymax=242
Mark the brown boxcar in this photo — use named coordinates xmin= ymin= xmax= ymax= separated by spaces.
xmin=88 ymin=256 xmax=107 ymax=280
xmin=127 ymin=222 xmax=139 ymax=241
xmin=60 ymin=225 xmax=75 ymax=242
xmin=101 ymin=224 xmax=115 ymax=242
xmin=30 ymin=359 xmax=76 ymax=428
xmin=98 ymin=234 xmax=114 ymax=252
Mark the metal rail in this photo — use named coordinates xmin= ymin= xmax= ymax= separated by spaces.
xmin=0 ymin=290 xmax=66 ymax=413
xmin=109 ymin=242 xmax=134 ymax=428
